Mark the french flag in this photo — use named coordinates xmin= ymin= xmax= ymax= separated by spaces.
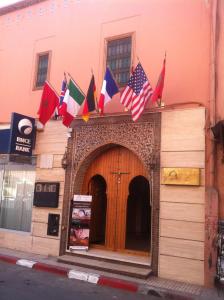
xmin=98 ymin=67 xmax=119 ymax=114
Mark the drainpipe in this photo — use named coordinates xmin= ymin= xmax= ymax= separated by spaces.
xmin=205 ymin=0 xmax=219 ymax=287
xmin=209 ymin=0 xmax=218 ymax=187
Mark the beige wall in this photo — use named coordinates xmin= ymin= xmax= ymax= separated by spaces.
xmin=0 ymin=108 xmax=207 ymax=284
xmin=159 ymin=108 xmax=205 ymax=285
xmin=0 ymin=120 xmax=67 ymax=256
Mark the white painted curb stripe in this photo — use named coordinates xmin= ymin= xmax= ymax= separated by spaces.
xmin=16 ymin=259 xmax=36 ymax=268
xmin=87 ymin=274 xmax=100 ymax=284
xmin=68 ymin=270 xmax=88 ymax=281
xmin=68 ymin=270 xmax=99 ymax=284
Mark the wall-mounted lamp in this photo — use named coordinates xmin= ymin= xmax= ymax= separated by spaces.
xmin=61 ymin=149 xmax=68 ymax=169
xmin=150 ymin=152 xmax=159 ymax=170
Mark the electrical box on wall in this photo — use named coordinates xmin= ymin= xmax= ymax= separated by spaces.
xmin=33 ymin=182 xmax=60 ymax=208
xmin=47 ymin=213 xmax=60 ymax=236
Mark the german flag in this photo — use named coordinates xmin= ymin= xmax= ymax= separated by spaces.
xmin=82 ymin=75 xmax=96 ymax=122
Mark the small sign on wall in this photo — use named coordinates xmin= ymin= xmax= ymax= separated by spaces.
xmin=9 ymin=112 xmax=35 ymax=156
xmin=33 ymin=182 xmax=60 ymax=207
xmin=161 ymin=168 xmax=200 ymax=186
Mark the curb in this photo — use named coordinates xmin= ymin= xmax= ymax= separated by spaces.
xmin=98 ymin=276 xmax=138 ymax=292
xmin=0 ymin=254 xmax=19 ymax=265
xmin=0 ymin=253 xmax=203 ymax=299
xmin=0 ymin=254 xmax=139 ymax=293
xmin=34 ymin=262 xmax=68 ymax=277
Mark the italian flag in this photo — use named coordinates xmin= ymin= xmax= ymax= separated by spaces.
xmin=60 ymin=79 xmax=85 ymax=127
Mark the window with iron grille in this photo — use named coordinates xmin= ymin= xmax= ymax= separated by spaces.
xmin=35 ymin=52 xmax=50 ymax=88
xmin=106 ymin=36 xmax=132 ymax=87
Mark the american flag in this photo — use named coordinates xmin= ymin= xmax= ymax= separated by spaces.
xmin=120 ymin=63 xmax=153 ymax=121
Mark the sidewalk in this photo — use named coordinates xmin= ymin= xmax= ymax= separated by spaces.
xmin=0 ymin=246 xmax=223 ymax=299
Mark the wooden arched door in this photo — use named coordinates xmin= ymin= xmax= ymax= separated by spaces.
xmin=82 ymin=145 xmax=150 ymax=253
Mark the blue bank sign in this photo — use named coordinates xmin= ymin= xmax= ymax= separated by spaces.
xmin=9 ymin=113 xmax=35 ymax=156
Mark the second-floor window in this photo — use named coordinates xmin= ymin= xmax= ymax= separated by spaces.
xmin=106 ymin=36 xmax=132 ymax=87
xmin=35 ymin=52 xmax=50 ymax=88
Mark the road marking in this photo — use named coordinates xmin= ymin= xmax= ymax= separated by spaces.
xmin=16 ymin=259 xmax=36 ymax=268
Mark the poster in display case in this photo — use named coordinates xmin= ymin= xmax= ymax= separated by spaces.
xmin=69 ymin=195 xmax=92 ymax=251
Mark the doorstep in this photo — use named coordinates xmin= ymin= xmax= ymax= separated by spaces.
xmin=58 ymin=248 xmax=152 ymax=279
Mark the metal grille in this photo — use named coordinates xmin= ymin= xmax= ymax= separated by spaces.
xmin=106 ymin=37 xmax=132 ymax=87
xmin=36 ymin=53 xmax=49 ymax=88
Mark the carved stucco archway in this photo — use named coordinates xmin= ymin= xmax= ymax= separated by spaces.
xmin=60 ymin=113 xmax=161 ymax=275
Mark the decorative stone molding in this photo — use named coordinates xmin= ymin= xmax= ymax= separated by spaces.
xmin=71 ymin=113 xmax=160 ymax=175
xmin=74 ymin=122 xmax=153 ymax=172
xmin=0 ymin=0 xmax=47 ymax=16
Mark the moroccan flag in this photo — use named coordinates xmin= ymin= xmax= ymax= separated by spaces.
xmin=38 ymin=81 xmax=59 ymax=126
xmin=60 ymin=78 xmax=85 ymax=127
xmin=82 ymin=75 xmax=96 ymax=122
xmin=151 ymin=56 xmax=166 ymax=103
xmin=98 ymin=67 xmax=119 ymax=114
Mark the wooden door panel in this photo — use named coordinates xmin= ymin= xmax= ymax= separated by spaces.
xmin=82 ymin=146 xmax=149 ymax=251
xmin=116 ymin=147 xmax=149 ymax=250
xmin=82 ymin=147 xmax=119 ymax=250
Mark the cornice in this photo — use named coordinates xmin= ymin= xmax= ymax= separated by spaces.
xmin=0 ymin=0 xmax=47 ymax=16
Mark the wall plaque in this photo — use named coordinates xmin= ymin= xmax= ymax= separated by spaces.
xmin=161 ymin=168 xmax=200 ymax=186
xmin=33 ymin=182 xmax=60 ymax=207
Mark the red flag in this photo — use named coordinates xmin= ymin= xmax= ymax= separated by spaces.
xmin=151 ymin=56 xmax=166 ymax=103
xmin=38 ymin=81 xmax=59 ymax=125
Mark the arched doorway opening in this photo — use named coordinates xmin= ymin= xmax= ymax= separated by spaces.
xmin=88 ymin=175 xmax=107 ymax=245
xmin=125 ymin=176 xmax=151 ymax=252
xmin=81 ymin=145 xmax=150 ymax=253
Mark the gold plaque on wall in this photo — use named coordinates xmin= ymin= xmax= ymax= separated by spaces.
xmin=161 ymin=168 xmax=200 ymax=186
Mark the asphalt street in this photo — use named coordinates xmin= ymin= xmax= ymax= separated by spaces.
xmin=0 ymin=261 xmax=160 ymax=300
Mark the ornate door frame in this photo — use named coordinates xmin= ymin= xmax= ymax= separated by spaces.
xmin=60 ymin=112 xmax=161 ymax=275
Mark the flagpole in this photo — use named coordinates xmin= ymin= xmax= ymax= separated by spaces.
xmin=160 ymin=51 xmax=166 ymax=107
xmin=95 ymin=97 xmax=99 ymax=113
xmin=67 ymin=72 xmax=86 ymax=96
xmin=130 ymin=59 xmax=135 ymax=74
xmin=157 ymin=52 xmax=166 ymax=108
xmin=63 ymin=72 xmax=67 ymax=82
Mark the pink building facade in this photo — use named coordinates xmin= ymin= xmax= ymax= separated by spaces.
xmin=0 ymin=0 xmax=223 ymax=287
